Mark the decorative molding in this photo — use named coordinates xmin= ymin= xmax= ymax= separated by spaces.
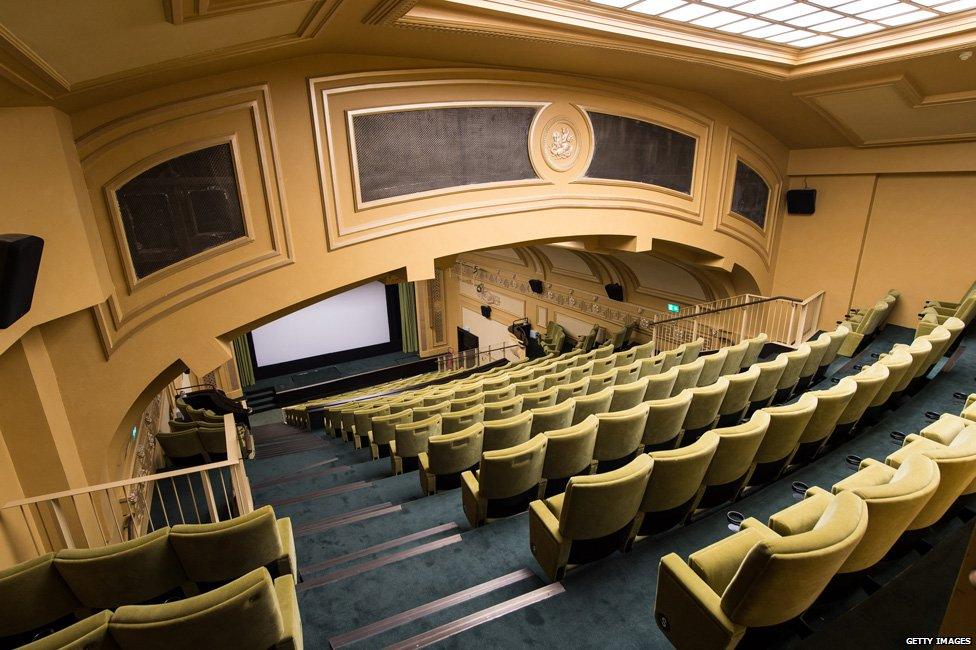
xmin=80 ymin=85 xmax=294 ymax=355
xmin=164 ymin=0 xmax=315 ymax=24
xmin=541 ymin=118 xmax=579 ymax=172
xmin=362 ymin=0 xmax=419 ymax=25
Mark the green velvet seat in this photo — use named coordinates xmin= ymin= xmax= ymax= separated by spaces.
xmin=0 ymin=553 xmax=81 ymax=646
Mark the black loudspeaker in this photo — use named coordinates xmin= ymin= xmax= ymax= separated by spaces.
xmin=480 ymin=305 xmax=492 ymax=319
xmin=528 ymin=279 xmax=545 ymax=294
xmin=604 ymin=282 xmax=624 ymax=302
xmin=786 ymin=189 xmax=816 ymax=215
xmin=0 ymin=234 xmax=44 ymax=329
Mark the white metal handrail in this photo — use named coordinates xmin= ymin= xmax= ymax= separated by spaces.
xmin=0 ymin=413 xmax=253 ymax=562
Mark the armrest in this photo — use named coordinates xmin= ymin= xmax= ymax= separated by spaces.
xmin=655 ymin=553 xmax=742 ymax=650
xmin=688 ymin=526 xmax=777 ymax=594
xmin=418 ymin=452 xmax=431 ymax=473
xmin=460 ymin=470 xmax=480 ymax=498
xmin=273 ymin=574 xmax=303 ymax=650
xmin=767 ymin=489 xmax=833 ymax=537
xmin=275 ymin=517 xmax=298 ymax=580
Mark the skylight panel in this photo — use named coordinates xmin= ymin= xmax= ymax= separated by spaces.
xmin=807 ymin=0 xmax=848 ymax=7
xmin=857 ymin=2 xmax=915 ymax=18
xmin=791 ymin=33 xmax=837 ymax=44
xmin=631 ymin=0 xmax=688 ymax=14
xmin=937 ymin=0 xmax=976 ymax=11
xmin=744 ymin=23 xmax=797 ymax=35
xmin=718 ymin=16 xmax=772 ymax=30
xmin=812 ymin=16 xmax=864 ymax=29
xmin=786 ymin=9 xmax=843 ymax=24
xmin=762 ymin=2 xmax=821 ymax=18
xmin=909 ymin=0 xmax=951 ymax=5
xmin=702 ymin=0 xmax=750 ymax=7
xmin=832 ymin=0 xmax=896 ymax=13
xmin=591 ymin=0 xmax=639 ymax=6
xmin=831 ymin=22 xmax=885 ymax=34
xmin=662 ymin=3 xmax=720 ymax=19
xmin=765 ymin=27 xmax=816 ymax=39
xmin=692 ymin=9 xmax=747 ymax=24
xmin=734 ymin=0 xmax=793 ymax=13
xmin=879 ymin=8 xmax=937 ymax=22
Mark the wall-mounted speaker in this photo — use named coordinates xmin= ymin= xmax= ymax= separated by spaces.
xmin=528 ymin=279 xmax=545 ymax=294
xmin=0 ymin=234 xmax=44 ymax=329
xmin=604 ymin=282 xmax=624 ymax=302
xmin=480 ymin=305 xmax=492 ymax=319
xmin=786 ymin=189 xmax=816 ymax=215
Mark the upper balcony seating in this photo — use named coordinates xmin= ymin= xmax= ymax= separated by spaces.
xmin=0 ymin=507 xmax=297 ymax=649
xmin=654 ymin=491 xmax=867 ymax=649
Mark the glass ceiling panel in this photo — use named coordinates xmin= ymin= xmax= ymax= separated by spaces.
xmin=588 ymin=0 xmax=973 ymax=47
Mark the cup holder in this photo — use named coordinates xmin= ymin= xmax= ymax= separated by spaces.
xmin=845 ymin=454 xmax=863 ymax=470
xmin=924 ymin=411 xmax=940 ymax=421
xmin=831 ymin=377 xmax=841 ymax=384
xmin=890 ymin=431 xmax=907 ymax=446
xmin=727 ymin=511 xmax=745 ymax=532
xmin=870 ymin=352 xmax=880 ymax=359
xmin=852 ymin=365 xmax=863 ymax=372
xmin=954 ymin=392 xmax=968 ymax=400
xmin=791 ymin=481 xmax=809 ymax=500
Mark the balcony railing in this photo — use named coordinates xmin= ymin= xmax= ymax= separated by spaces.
xmin=0 ymin=413 xmax=253 ymax=562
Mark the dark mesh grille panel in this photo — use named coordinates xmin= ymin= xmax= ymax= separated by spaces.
xmin=116 ymin=143 xmax=245 ymax=279
xmin=585 ymin=112 xmax=696 ymax=194
xmin=352 ymin=107 xmax=538 ymax=202
xmin=731 ymin=161 xmax=770 ymax=228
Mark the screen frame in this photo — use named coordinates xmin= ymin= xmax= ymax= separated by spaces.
xmin=247 ymin=283 xmax=403 ymax=381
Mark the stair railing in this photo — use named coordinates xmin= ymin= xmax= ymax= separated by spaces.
xmin=435 ymin=342 xmax=524 ymax=372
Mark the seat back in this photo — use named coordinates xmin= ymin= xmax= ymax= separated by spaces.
xmin=590 ymin=355 xmax=616 ymax=375
xmin=574 ymin=350 xmax=596 ymax=367
xmin=614 ymin=361 xmax=643 ymax=386
xmin=799 ymin=334 xmax=830 ymax=380
xmin=776 ymin=344 xmax=811 ymax=391
xmin=718 ymin=366 xmax=760 ymax=418
xmin=740 ymin=333 xmax=768 ymax=370
xmin=531 ymin=363 xmax=555 ymax=380
xmin=0 ymin=553 xmax=80 ymax=637
xmin=483 ymin=395 xmax=524 ymax=421
xmin=450 ymin=394 xmax=485 ymax=412
xmin=569 ymin=360 xmax=595 ymax=382
xmin=702 ymin=411 xmax=770 ymax=487
xmin=513 ymin=377 xmax=547 ymax=396
xmin=394 ymin=415 xmax=442 ymax=457
xmin=748 ymin=354 xmax=788 ymax=404
xmin=530 ymin=400 xmax=577 ymax=438
xmin=642 ymin=391 xmax=693 ymax=447
xmin=482 ymin=384 xmax=516 ymax=404
xmin=614 ymin=348 xmax=638 ymax=367
xmin=556 ymin=377 xmax=590 ymax=403
xmin=478 ymin=436 xmax=548 ymax=499
xmin=680 ymin=338 xmax=704 ymax=364
xmin=453 ymin=382 xmax=483 ymax=400
xmin=423 ymin=391 xmax=455 ymax=406
xmin=755 ymin=394 xmax=817 ymax=464
xmin=482 ymin=411 xmax=534 ymax=452
xmin=593 ymin=342 xmax=614 ymax=359
xmin=837 ymin=363 xmax=889 ymax=426
xmin=895 ymin=337 xmax=933 ymax=390
xmin=428 ymin=423 xmax=484 ymax=474
xmin=391 ymin=396 xmax=424 ymax=413
xmin=898 ymin=428 xmax=976 ymax=529
xmin=643 ymin=367 xmax=678 ymax=401
xmin=55 ymin=528 xmax=186 ymax=610
xmin=660 ymin=347 xmax=684 ymax=373
xmin=721 ymin=491 xmax=868 ymax=626
xmin=870 ymin=349 xmax=913 ymax=407
xmin=922 ymin=325 xmax=953 ymax=372
xmin=169 ymin=506 xmax=283 ymax=583
xmin=696 ymin=349 xmax=729 ymax=387
xmin=609 ymin=377 xmax=649 ymax=412
xmin=818 ymin=325 xmax=850 ymax=370
xmin=593 ymin=403 xmax=650 ymax=462
xmin=682 ymin=378 xmax=730 ymax=431
xmin=413 ymin=401 xmax=451 ymax=421
xmin=442 ymin=404 xmax=486 ymax=434
xmin=108 ymin=568 xmax=285 ymax=650
xmin=544 ymin=368 xmax=573 ymax=389
xmin=559 ymin=455 xmax=653 ymax=539
xmin=798 ymin=378 xmax=857 ymax=445
xmin=542 ymin=416 xmax=599 ymax=479
xmin=632 ymin=339 xmax=656 ymax=360
xmin=521 ymin=387 xmax=559 ymax=411
xmin=571 ymin=387 xmax=613 ymax=425
xmin=670 ymin=357 xmax=705 ymax=397
xmin=481 ymin=375 xmax=510 ymax=392
xmin=643 ymin=432 xmax=720 ymax=513
xmin=156 ymin=429 xmax=206 ymax=463
xmin=719 ymin=341 xmax=749 ymax=377
xmin=371 ymin=409 xmax=413 ymax=445
xmin=586 ymin=369 xmax=617 ymax=394
xmin=354 ymin=404 xmax=390 ymax=439
xmin=835 ymin=455 xmax=941 ymax=572
xmin=639 ymin=352 xmax=666 ymax=379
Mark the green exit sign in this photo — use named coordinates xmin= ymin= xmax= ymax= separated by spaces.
xmin=667 ymin=303 xmax=681 ymax=313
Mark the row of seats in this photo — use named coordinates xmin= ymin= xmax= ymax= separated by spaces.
xmin=0 ymin=506 xmax=296 ymax=648
xmin=18 ymin=567 xmax=300 ymax=650
xmin=837 ymin=289 xmax=899 ymax=357
xmin=654 ymin=409 xmax=976 ymax=648
xmin=159 ymin=398 xmax=252 ymax=467
xmin=917 ymin=280 xmax=975 ymax=344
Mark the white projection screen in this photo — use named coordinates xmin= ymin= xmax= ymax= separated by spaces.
xmin=251 ymin=282 xmax=393 ymax=367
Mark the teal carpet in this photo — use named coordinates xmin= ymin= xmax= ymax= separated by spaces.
xmin=244 ymin=325 xmax=975 ymax=648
